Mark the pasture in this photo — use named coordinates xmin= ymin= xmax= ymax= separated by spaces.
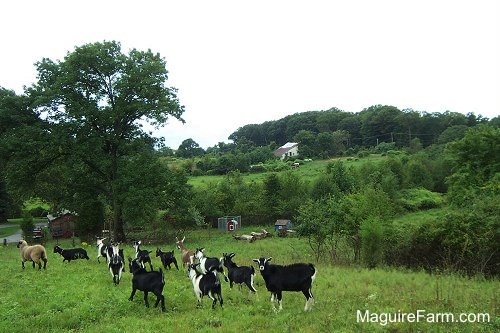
xmin=0 ymin=229 xmax=498 ymax=333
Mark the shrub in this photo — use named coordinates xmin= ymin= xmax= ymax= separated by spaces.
xmin=398 ymin=188 xmax=444 ymax=211
xmin=20 ymin=211 xmax=35 ymax=239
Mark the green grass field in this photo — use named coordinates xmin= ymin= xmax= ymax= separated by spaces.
xmin=1 ymin=229 xmax=498 ymax=332
xmin=187 ymin=155 xmax=385 ymax=188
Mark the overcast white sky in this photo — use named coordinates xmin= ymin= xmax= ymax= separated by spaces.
xmin=1 ymin=0 xmax=499 ymax=148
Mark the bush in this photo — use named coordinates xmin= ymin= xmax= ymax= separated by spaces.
xmin=20 ymin=211 xmax=34 ymax=240
xmin=360 ymin=217 xmax=385 ymax=268
xmin=398 ymin=188 xmax=444 ymax=211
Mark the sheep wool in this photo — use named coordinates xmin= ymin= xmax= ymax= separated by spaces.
xmin=17 ymin=240 xmax=48 ymax=270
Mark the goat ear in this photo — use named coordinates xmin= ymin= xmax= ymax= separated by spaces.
xmin=267 ymin=257 xmax=273 ymax=262
xmin=175 ymin=237 xmax=179 ymax=241
xmin=252 ymin=258 xmax=259 ymax=263
xmin=182 ymin=236 xmax=185 ymax=242
xmin=230 ymin=253 xmax=235 ymax=258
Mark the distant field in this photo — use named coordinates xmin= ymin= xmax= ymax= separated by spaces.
xmin=1 ymin=228 xmax=497 ymax=332
xmin=188 ymin=155 xmax=386 ymax=188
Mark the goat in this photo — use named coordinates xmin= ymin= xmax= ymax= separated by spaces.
xmin=253 ymin=257 xmax=316 ymax=311
xmin=175 ymin=236 xmax=194 ymax=270
xmin=232 ymin=234 xmax=256 ymax=242
xmin=188 ymin=263 xmax=223 ymax=309
xmin=96 ymin=237 xmax=109 ymax=263
xmin=108 ymin=243 xmax=125 ymax=285
xmin=53 ymin=245 xmax=90 ymax=262
xmin=128 ymin=257 xmax=166 ymax=312
xmin=17 ymin=240 xmax=47 ymax=270
xmin=194 ymin=248 xmax=228 ymax=282
xmin=156 ymin=248 xmax=179 ymax=270
xmin=222 ymin=253 xmax=257 ymax=294
xmin=251 ymin=229 xmax=271 ymax=240
xmin=133 ymin=240 xmax=153 ymax=271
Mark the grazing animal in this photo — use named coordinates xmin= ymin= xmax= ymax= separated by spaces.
xmin=253 ymin=257 xmax=316 ymax=311
xmin=222 ymin=253 xmax=257 ymax=293
xmin=188 ymin=263 xmax=223 ymax=309
xmin=156 ymin=248 xmax=179 ymax=270
xmin=53 ymin=245 xmax=90 ymax=262
xmin=128 ymin=257 xmax=166 ymax=312
xmin=108 ymin=243 xmax=125 ymax=285
xmin=17 ymin=240 xmax=47 ymax=270
xmin=194 ymin=248 xmax=228 ymax=282
xmin=133 ymin=240 xmax=153 ymax=271
xmin=96 ymin=237 xmax=110 ymax=263
xmin=251 ymin=229 xmax=271 ymax=239
xmin=175 ymin=236 xmax=195 ymax=270
xmin=232 ymin=234 xmax=256 ymax=242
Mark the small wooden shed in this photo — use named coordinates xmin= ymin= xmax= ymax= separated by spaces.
xmin=47 ymin=210 xmax=77 ymax=238
xmin=274 ymin=219 xmax=293 ymax=232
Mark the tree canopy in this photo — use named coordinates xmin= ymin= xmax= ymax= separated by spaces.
xmin=5 ymin=41 xmax=185 ymax=240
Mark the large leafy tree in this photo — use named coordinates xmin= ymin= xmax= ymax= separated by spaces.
xmin=26 ymin=41 xmax=185 ymax=241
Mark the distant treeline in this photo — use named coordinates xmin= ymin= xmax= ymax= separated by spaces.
xmin=168 ymin=105 xmax=498 ymax=175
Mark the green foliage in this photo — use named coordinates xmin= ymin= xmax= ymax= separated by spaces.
xmin=360 ymin=217 xmax=385 ymax=268
xmin=446 ymin=125 xmax=500 ymax=207
xmin=19 ymin=211 xmax=34 ymax=239
xmin=398 ymin=188 xmax=444 ymax=211
xmin=9 ymin=41 xmax=186 ymax=241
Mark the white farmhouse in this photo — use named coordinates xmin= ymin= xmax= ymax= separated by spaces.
xmin=273 ymin=142 xmax=299 ymax=160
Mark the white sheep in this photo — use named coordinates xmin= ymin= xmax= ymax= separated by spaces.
xmin=17 ymin=240 xmax=48 ymax=270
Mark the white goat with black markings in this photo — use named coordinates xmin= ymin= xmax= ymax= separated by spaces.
xmin=222 ymin=253 xmax=257 ymax=294
xmin=253 ymin=257 xmax=316 ymax=311
xmin=96 ymin=237 xmax=110 ymax=263
xmin=108 ymin=243 xmax=125 ymax=285
xmin=53 ymin=245 xmax=90 ymax=262
xmin=133 ymin=240 xmax=153 ymax=271
xmin=128 ymin=257 xmax=166 ymax=312
xmin=188 ymin=263 xmax=223 ymax=309
xmin=194 ymin=248 xmax=228 ymax=282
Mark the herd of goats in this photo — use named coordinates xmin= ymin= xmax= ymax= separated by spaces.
xmin=15 ymin=231 xmax=316 ymax=313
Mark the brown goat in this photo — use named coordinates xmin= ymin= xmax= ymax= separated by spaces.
xmin=175 ymin=236 xmax=194 ymax=270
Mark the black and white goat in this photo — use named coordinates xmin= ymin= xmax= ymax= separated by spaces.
xmin=108 ymin=243 xmax=125 ymax=285
xmin=53 ymin=245 xmax=90 ymax=262
xmin=156 ymin=248 xmax=179 ymax=270
xmin=133 ymin=240 xmax=153 ymax=271
xmin=188 ymin=263 xmax=223 ymax=309
xmin=253 ymin=257 xmax=316 ymax=311
xmin=194 ymin=248 xmax=228 ymax=282
xmin=96 ymin=237 xmax=110 ymax=263
xmin=128 ymin=257 xmax=166 ymax=312
xmin=222 ymin=253 xmax=257 ymax=294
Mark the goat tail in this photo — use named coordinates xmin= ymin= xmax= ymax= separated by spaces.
xmin=309 ymin=264 xmax=317 ymax=283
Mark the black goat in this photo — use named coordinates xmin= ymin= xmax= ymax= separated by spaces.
xmin=253 ymin=257 xmax=316 ymax=311
xmin=156 ymin=248 xmax=179 ymax=270
xmin=194 ymin=248 xmax=228 ymax=282
xmin=133 ymin=240 xmax=153 ymax=271
xmin=128 ymin=257 xmax=166 ymax=312
xmin=53 ymin=245 xmax=90 ymax=262
xmin=222 ymin=253 xmax=257 ymax=293
xmin=188 ymin=263 xmax=223 ymax=309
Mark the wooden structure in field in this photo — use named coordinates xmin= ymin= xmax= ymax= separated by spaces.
xmin=47 ymin=210 xmax=77 ymax=238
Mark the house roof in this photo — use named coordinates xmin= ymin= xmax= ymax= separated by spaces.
xmin=47 ymin=210 xmax=75 ymax=222
xmin=275 ymin=219 xmax=291 ymax=226
xmin=273 ymin=142 xmax=298 ymax=157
